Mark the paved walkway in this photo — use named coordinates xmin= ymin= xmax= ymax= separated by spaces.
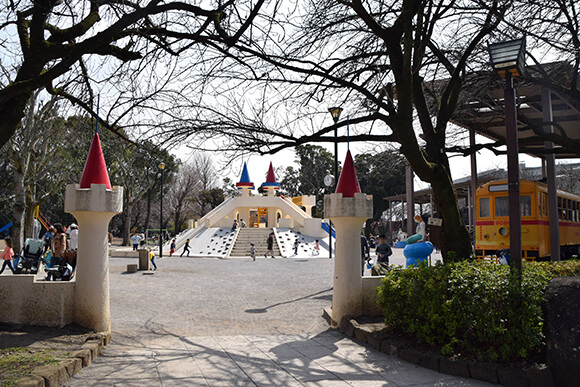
xmin=66 ymin=254 xmax=491 ymax=386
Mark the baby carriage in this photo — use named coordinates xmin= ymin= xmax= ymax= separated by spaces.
xmin=14 ymin=238 xmax=45 ymax=274
xmin=45 ymin=250 xmax=77 ymax=281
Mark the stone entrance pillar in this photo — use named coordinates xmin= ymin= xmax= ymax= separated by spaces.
xmin=325 ymin=192 xmax=373 ymax=327
xmin=65 ymin=183 xmax=122 ymax=332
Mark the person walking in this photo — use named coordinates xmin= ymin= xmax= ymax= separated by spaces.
xmin=265 ymin=232 xmax=275 ymax=258
xmin=360 ymin=235 xmax=370 ymax=275
xmin=130 ymin=233 xmax=141 ymax=251
xmin=170 ymin=239 xmax=176 ymax=256
xmin=0 ymin=237 xmax=15 ymax=275
xmin=180 ymin=239 xmax=190 ymax=257
xmin=42 ymin=226 xmax=55 ymax=254
xmin=69 ymin=224 xmax=78 ymax=250
xmin=294 ymin=237 xmax=299 ymax=256
xmin=250 ymin=243 xmax=256 ymax=261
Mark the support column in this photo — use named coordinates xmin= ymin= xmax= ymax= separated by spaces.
xmin=470 ymin=128 xmax=478 ymax=242
xmin=406 ymin=164 xmax=414 ymax=236
xmin=543 ymin=88 xmax=560 ymax=261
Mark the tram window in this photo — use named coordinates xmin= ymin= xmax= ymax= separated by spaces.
xmin=543 ymin=194 xmax=548 ymax=217
xmin=495 ymin=197 xmax=509 ymax=217
xmin=479 ymin=197 xmax=490 ymax=217
xmin=558 ymin=197 xmax=563 ymax=220
xmin=521 ymin=195 xmax=532 ymax=216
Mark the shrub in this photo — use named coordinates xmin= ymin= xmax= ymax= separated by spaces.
xmin=377 ymin=260 xmax=580 ymax=361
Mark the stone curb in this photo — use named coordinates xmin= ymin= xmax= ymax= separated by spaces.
xmin=323 ymin=309 xmax=555 ymax=387
xmin=14 ymin=331 xmax=111 ymax=387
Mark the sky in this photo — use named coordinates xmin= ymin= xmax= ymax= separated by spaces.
xmin=172 ymin=126 xmax=553 ymax=195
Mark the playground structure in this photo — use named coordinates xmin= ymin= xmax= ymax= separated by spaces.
xmin=165 ymin=161 xmax=329 ymax=258
xmin=0 ymin=132 xmax=122 ymax=331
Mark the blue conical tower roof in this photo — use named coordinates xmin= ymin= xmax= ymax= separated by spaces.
xmin=236 ymin=162 xmax=255 ymax=188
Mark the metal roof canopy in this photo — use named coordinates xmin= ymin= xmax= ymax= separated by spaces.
xmin=450 ymin=62 xmax=580 ymax=159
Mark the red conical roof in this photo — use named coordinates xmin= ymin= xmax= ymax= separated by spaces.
xmin=335 ymin=150 xmax=361 ymax=197
xmin=79 ymin=132 xmax=112 ymax=189
xmin=265 ymin=162 xmax=277 ymax=183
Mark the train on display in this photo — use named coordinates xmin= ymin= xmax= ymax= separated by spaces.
xmin=475 ymin=179 xmax=580 ymax=261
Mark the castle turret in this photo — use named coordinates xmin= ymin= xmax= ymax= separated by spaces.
xmin=65 ymin=132 xmax=123 ymax=332
xmin=236 ymin=162 xmax=255 ymax=197
xmin=324 ymin=150 xmax=372 ymax=327
xmin=261 ymin=162 xmax=280 ymax=197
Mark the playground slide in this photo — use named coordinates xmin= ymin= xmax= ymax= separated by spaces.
xmin=0 ymin=222 xmax=13 ymax=237
xmin=321 ymin=221 xmax=336 ymax=238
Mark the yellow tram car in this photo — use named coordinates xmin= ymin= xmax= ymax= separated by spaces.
xmin=475 ymin=179 xmax=580 ymax=260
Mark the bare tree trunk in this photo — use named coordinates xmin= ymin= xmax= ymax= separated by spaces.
xmin=12 ymin=171 xmax=26 ymax=253
xmin=24 ymin=202 xmax=37 ymax=240
xmin=144 ymin=189 xmax=152 ymax=232
xmin=122 ymin=202 xmax=133 ymax=246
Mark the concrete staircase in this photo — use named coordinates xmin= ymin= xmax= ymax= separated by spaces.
xmin=229 ymin=228 xmax=281 ymax=257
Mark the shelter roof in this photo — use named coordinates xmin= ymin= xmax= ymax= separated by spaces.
xmin=448 ymin=62 xmax=580 ymax=159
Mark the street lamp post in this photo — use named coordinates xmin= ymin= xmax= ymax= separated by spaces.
xmin=327 ymin=107 xmax=343 ymax=260
xmin=328 ymin=107 xmax=343 ymax=181
xmin=488 ymin=37 xmax=526 ymax=277
xmin=159 ymin=162 xmax=166 ymax=258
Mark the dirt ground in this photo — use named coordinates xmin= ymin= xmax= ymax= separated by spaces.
xmin=0 ymin=323 xmax=95 ymax=385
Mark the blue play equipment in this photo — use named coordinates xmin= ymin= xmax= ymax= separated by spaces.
xmin=394 ymin=240 xmax=407 ymax=248
xmin=0 ymin=222 xmax=13 ymax=237
xmin=403 ymin=241 xmax=434 ymax=267
xmin=321 ymin=222 xmax=336 ymax=238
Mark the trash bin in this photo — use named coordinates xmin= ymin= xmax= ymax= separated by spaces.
xmin=138 ymin=249 xmax=150 ymax=270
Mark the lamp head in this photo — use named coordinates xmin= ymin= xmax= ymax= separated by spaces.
xmin=328 ymin=107 xmax=343 ymax=124
xmin=488 ymin=37 xmax=526 ymax=78
xmin=159 ymin=162 xmax=166 ymax=170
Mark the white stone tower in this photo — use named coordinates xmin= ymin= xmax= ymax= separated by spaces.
xmin=65 ymin=132 xmax=123 ymax=332
xmin=324 ymin=150 xmax=373 ymax=327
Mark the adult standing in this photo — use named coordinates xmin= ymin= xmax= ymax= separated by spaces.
xmin=360 ymin=235 xmax=370 ymax=275
xmin=69 ymin=224 xmax=79 ymax=250
xmin=265 ymin=232 xmax=275 ymax=258
xmin=130 ymin=233 xmax=141 ymax=251
xmin=181 ymin=239 xmax=191 ymax=257
xmin=42 ymin=226 xmax=55 ymax=254
xmin=51 ymin=223 xmax=67 ymax=266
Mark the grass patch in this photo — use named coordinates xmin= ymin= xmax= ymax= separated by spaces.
xmin=0 ymin=347 xmax=60 ymax=387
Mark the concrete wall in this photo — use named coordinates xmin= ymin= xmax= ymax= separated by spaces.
xmin=0 ymin=276 xmax=75 ymax=327
xmin=301 ymin=218 xmax=327 ymax=238
xmin=362 ymin=276 xmax=384 ymax=316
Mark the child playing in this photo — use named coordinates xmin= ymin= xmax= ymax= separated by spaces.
xmin=250 ymin=243 xmax=256 ymax=261
xmin=170 ymin=239 xmax=176 ymax=256
xmin=294 ymin=237 xmax=299 ymax=255
xmin=0 ymin=237 xmax=15 ymax=275
xmin=312 ymin=239 xmax=320 ymax=256
xmin=149 ymin=249 xmax=157 ymax=270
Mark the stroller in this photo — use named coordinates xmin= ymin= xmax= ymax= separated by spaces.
xmin=45 ymin=250 xmax=77 ymax=281
xmin=14 ymin=238 xmax=44 ymax=274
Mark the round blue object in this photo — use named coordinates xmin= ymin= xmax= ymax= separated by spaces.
xmin=403 ymin=241 xmax=434 ymax=267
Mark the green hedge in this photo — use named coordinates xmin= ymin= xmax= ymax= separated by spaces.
xmin=377 ymin=260 xmax=580 ymax=361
